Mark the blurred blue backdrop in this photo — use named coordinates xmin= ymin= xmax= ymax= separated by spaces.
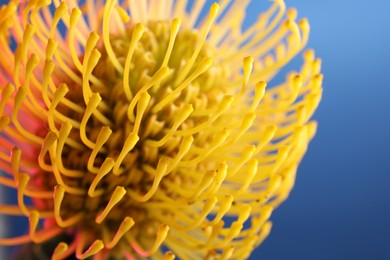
xmin=0 ymin=0 xmax=389 ymax=259
xmin=250 ymin=0 xmax=390 ymax=259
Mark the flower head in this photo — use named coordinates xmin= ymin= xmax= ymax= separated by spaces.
xmin=0 ymin=0 xmax=322 ymax=259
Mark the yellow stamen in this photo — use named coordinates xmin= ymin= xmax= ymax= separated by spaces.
xmin=76 ymin=236 xmax=104 ymax=259
xmin=87 ymin=126 xmax=113 ymax=173
xmin=123 ymin=23 xmax=144 ymax=100
xmin=105 ymin=217 xmax=135 ymax=249
xmin=88 ymin=158 xmax=115 ymax=197
xmin=53 ymin=185 xmax=84 ymax=227
xmin=95 ymin=186 xmax=127 ymax=224
xmin=102 ymin=0 xmax=123 ymax=73
xmin=175 ymin=3 xmax=219 ymax=84
xmin=127 ymin=224 xmax=170 ymax=257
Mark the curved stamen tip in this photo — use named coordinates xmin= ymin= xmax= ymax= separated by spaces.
xmin=53 ymin=242 xmax=69 ymax=260
xmin=201 ymin=57 xmax=213 ymax=70
xmin=243 ymin=56 xmax=254 ymax=64
xmin=304 ymin=49 xmax=315 ymax=61
xmin=292 ymin=74 xmax=302 ymax=87
xmin=95 ymin=186 xmax=127 ymax=224
xmin=163 ymin=251 xmax=176 ymax=260
xmin=70 ymin=8 xmax=82 ymax=28
xmin=210 ymin=3 xmax=220 ymax=17
xmin=299 ymin=18 xmax=310 ymax=30
xmin=287 ymin=8 xmax=298 ymax=21
xmin=78 ymin=240 xmax=104 ymax=259
xmin=172 ymin=18 xmax=181 ymax=28
xmin=134 ymin=23 xmax=145 ymax=40
xmin=115 ymin=5 xmax=131 ymax=23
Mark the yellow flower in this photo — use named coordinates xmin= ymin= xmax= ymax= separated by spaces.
xmin=0 ymin=0 xmax=322 ymax=259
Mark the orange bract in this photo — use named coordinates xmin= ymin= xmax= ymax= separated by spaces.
xmin=0 ymin=0 xmax=322 ymax=259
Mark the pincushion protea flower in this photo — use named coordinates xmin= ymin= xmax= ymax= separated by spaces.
xmin=0 ymin=0 xmax=322 ymax=259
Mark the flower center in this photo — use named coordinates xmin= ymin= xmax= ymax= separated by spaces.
xmin=36 ymin=21 xmax=228 ymax=251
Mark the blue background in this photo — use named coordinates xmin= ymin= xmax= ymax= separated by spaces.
xmin=1 ymin=0 xmax=389 ymax=259
xmin=249 ymin=1 xmax=390 ymax=259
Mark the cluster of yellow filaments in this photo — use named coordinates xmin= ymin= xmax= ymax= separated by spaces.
xmin=0 ymin=0 xmax=322 ymax=259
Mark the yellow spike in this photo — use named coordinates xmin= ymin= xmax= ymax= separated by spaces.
xmin=254 ymin=125 xmax=278 ymax=154
xmin=205 ymin=220 xmax=224 ymax=246
xmin=153 ymin=57 xmax=213 ymax=113
xmin=183 ymin=196 xmax=217 ymax=231
xmin=76 ymin=239 xmax=104 ymax=259
xmin=21 ymin=24 xmax=35 ymax=62
xmin=48 ymin=83 xmax=69 ymax=134
xmin=10 ymin=146 xmax=22 ymax=181
xmin=102 ymin=0 xmax=123 ymax=73
xmin=226 ymin=113 xmax=256 ymax=146
xmin=53 ymin=185 xmax=84 ymax=227
xmin=84 ymin=32 xmax=100 ymax=63
xmin=153 ymin=21 xmax=181 ymax=93
xmin=237 ymin=204 xmax=252 ymax=224
xmin=146 ymin=104 xmax=193 ymax=148
xmin=87 ymin=126 xmax=113 ymax=173
xmin=269 ymin=145 xmax=291 ymax=177
xmin=252 ymin=206 xmax=273 ymax=234
xmin=162 ymin=251 xmax=176 ymax=260
xmin=51 ymin=1 xmax=68 ymax=38
xmin=210 ymin=95 xmax=235 ymax=122
xmin=125 ymin=224 xmax=170 ymax=256
xmin=166 ymin=135 xmax=194 ymax=173
xmin=149 ymin=224 xmax=170 ymax=256
xmin=256 ymin=221 xmax=272 ymax=247
xmin=212 ymin=221 xmax=242 ymax=249
xmin=115 ymin=5 xmax=131 ymax=23
xmin=13 ymin=45 xmax=22 ymax=87
xmin=206 ymin=162 xmax=228 ymax=196
xmin=113 ymin=133 xmax=139 ymax=175
xmin=52 ymin=242 xmax=69 ymax=260
xmin=106 ymin=217 xmax=134 ymax=249
xmin=28 ymin=210 xmax=62 ymax=243
xmin=0 ymin=83 xmax=14 ymax=115
xmin=250 ymin=81 xmax=267 ymax=112
xmin=50 ymin=145 xmax=86 ymax=195
xmin=127 ymin=66 xmax=170 ymax=121
xmin=82 ymin=49 xmax=102 ymax=106
xmin=44 ymin=39 xmax=58 ymax=61
xmin=123 ymin=23 xmax=145 ymax=101
xmin=88 ymin=158 xmax=115 ymax=197
xmin=41 ymin=60 xmax=55 ymax=108
xmin=80 ymin=93 xmax=102 ymax=149
xmin=287 ymin=8 xmax=298 ymax=21
xmin=188 ymin=171 xmax=215 ymax=203
xmin=175 ymin=3 xmax=219 ymax=84
xmin=180 ymin=129 xmax=230 ymax=166
xmin=161 ymin=18 xmax=181 ymax=67
xmin=69 ymin=7 xmax=83 ymax=71
xmin=211 ymin=195 xmax=233 ymax=225
xmin=133 ymin=92 xmax=151 ymax=135
xmin=234 ymin=158 xmax=258 ymax=195
xmin=16 ymin=173 xmax=30 ymax=216
xmin=96 ymin=186 xmax=127 ymax=224
xmin=221 ymin=245 xmax=235 ymax=260
xmin=239 ymin=56 xmax=254 ymax=96
xmin=38 ymin=131 xmax=58 ymax=172
xmin=228 ymin=145 xmax=256 ymax=177
xmin=12 ymin=87 xmax=43 ymax=144
xmin=56 ymin=122 xmax=85 ymax=177
xmin=128 ymin=157 xmax=169 ymax=202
